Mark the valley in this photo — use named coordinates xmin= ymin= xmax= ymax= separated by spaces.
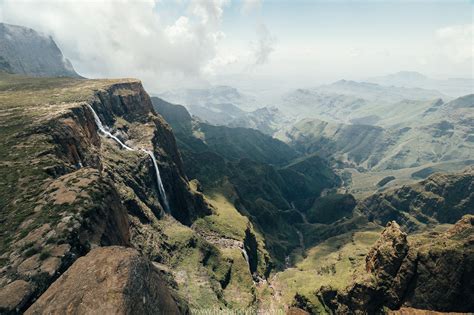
xmin=0 ymin=16 xmax=472 ymax=315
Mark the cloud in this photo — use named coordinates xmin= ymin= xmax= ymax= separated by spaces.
xmin=0 ymin=0 xmax=230 ymax=91
xmin=241 ymin=0 xmax=262 ymax=14
xmin=348 ymin=47 xmax=362 ymax=58
xmin=435 ymin=24 xmax=474 ymax=63
xmin=253 ymin=23 xmax=275 ymax=65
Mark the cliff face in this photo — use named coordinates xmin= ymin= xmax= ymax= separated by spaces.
xmin=0 ymin=73 xmax=210 ymax=313
xmin=356 ymin=169 xmax=474 ymax=231
xmin=0 ymin=23 xmax=80 ymax=78
xmin=318 ymin=216 xmax=474 ymax=313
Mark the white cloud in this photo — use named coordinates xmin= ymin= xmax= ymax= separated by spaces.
xmin=0 ymin=0 xmax=230 ymax=91
xmin=241 ymin=0 xmax=262 ymax=14
xmin=253 ymin=23 xmax=275 ymax=65
xmin=436 ymin=24 xmax=474 ymax=63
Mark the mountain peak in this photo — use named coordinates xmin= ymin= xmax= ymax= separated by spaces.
xmin=0 ymin=22 xmax=80 ymax=78
xmin=389 ymin=71 xmax=428 ymax=80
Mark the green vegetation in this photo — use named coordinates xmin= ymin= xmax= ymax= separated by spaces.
xmin=270 ymin=227 xmax=382 ymax=311
xmin=357 ymin=169 xmax=474 ymax=230
xmin=193 ymin=193 xmax=248 ymax=240
xmin=153 ymin=100 xmax=341 ymax=267
xmin=376 ymin=175 xmax=395 ymax=187
xmin=39 ymin=249 xmax=51 ymax=261
xmin=305 ymin=194 xmax=356 ymax=224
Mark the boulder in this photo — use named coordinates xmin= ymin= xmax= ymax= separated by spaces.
xmin=25 ymin=246 xmax=184 ymax=315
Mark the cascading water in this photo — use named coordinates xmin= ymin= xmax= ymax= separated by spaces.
xmin=86 ymin=104 xmax=170 ymax=213
xmin=87 ymin=104 xmax=134 ymax=151
xmin=241 ymin=247 xmax=250 ymax=266
xmin=141 ymin=149 xmax=170 ymax=213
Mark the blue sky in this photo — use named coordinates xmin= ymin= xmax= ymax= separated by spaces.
xmin=1 ymin=0 xmax=472 ymax=91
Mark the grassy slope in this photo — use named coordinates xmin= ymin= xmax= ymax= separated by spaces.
xmin=347 ymin=160 xmax=474 ymax=199
xmin=265 ymin=225 xmax=382 ymax=312
xmin=155 ymin=190 xmax=267 ymax=310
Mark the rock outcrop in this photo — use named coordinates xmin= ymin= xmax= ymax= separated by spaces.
xmin=356 ymin=169 xmax=474 ymax=231
xmin=0 ymin=23 xmax=80 ymax=77
xmin=25 ymin=246 xmax=183 ymax=314
xmin=318 ymin=215 xmax=474 ymax=313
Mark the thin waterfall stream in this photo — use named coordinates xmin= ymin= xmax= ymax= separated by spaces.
xmin=141 ymin=149 xmax=170 ymax=212
xmin=241 ymin=248 xmax=250 ymax=266
xmin=86 ymin=104 xmax=170 ymax=213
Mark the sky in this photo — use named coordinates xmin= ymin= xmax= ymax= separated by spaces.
xmin=0 ymin=0 xmax=472 ymax=93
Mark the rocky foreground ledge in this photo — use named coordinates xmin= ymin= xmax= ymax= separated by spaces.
xmin=24 ymin=246 xmax=181 ymax=314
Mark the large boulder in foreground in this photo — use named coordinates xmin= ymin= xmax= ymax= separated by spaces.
xmin=25 ymin=246 xmax=184 ymax=315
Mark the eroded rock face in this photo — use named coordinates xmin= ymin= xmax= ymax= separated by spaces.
xmin=89 ymin=81 xmax=211 ymax=225
xmin=365 ymin=221 xmax=408 ymax=282
xmin=318 ymin=215 xmax=474 ymax=314
xmin=0 ymin=168 xmax=131 ymax=314
xmin=0 ymin=280 xmax=33 ymax=314
xmin=357 ymin=169 xmax=474 ymax=231
xmin=0 ymin=76 xmax=210 ymax=313
xmin=25 ymin=246 xmax=184 ymax=315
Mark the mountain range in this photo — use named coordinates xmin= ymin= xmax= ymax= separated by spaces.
xmin=367 ymin=71 xmax=474 ymax=98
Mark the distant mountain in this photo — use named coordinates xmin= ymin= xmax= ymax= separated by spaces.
xmin=315 ymin=79 xmax=445 ymax=102
xmin=279 ymin=80 xmax=447 ymax=125
xmin=159 ymin=86 xmax=287 ymax=135
xmin=227 ymin=107 xmax=289 ymax=136
xmin=0 ymin=23 xmax=80 ymax=78
xmin=367 ymin=71 xmax=473 ymax=98
xmin=276 ymin=94 xmax=474 ymax=171
xmin=158 ymin=85 xmax=259 ymax=111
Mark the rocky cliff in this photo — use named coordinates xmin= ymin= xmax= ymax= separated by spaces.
xmin=0 ymin=72 xmax=212 ymax=313
xmin=0 ymin=23 xmax=80 ymax=78
xmin=317 ymin=216 xmax=474 ymax=313
xmin=356 ymin=168 xmax=474 ymax=231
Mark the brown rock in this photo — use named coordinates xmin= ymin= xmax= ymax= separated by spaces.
xmin=365 ymin=221 xmax=409 ymax=281
xmin=0 ymin=280 xmax=33 ymax=313
xmin=17 ymin=255 xmax=41 ymax=277
xmin=318 ymin=216 xmax=474 ymax=313
xmin=25 ymin=246 xmax=183 ymax=315
xmin=287 ymin=307 xmax=310 ymax=315
xmin=40 ymin=257 xmax=61 ymax=276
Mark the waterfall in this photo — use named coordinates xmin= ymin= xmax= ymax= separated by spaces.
xmin=141 ymin=149 xmax=170 ymax=213
xmin=241 ymin=248 xmax=250 ymax=266
xmin=86 ymin=104 xmax=170 ymax=212
xmin=87 ymin=105 xmax=134 ymax=151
